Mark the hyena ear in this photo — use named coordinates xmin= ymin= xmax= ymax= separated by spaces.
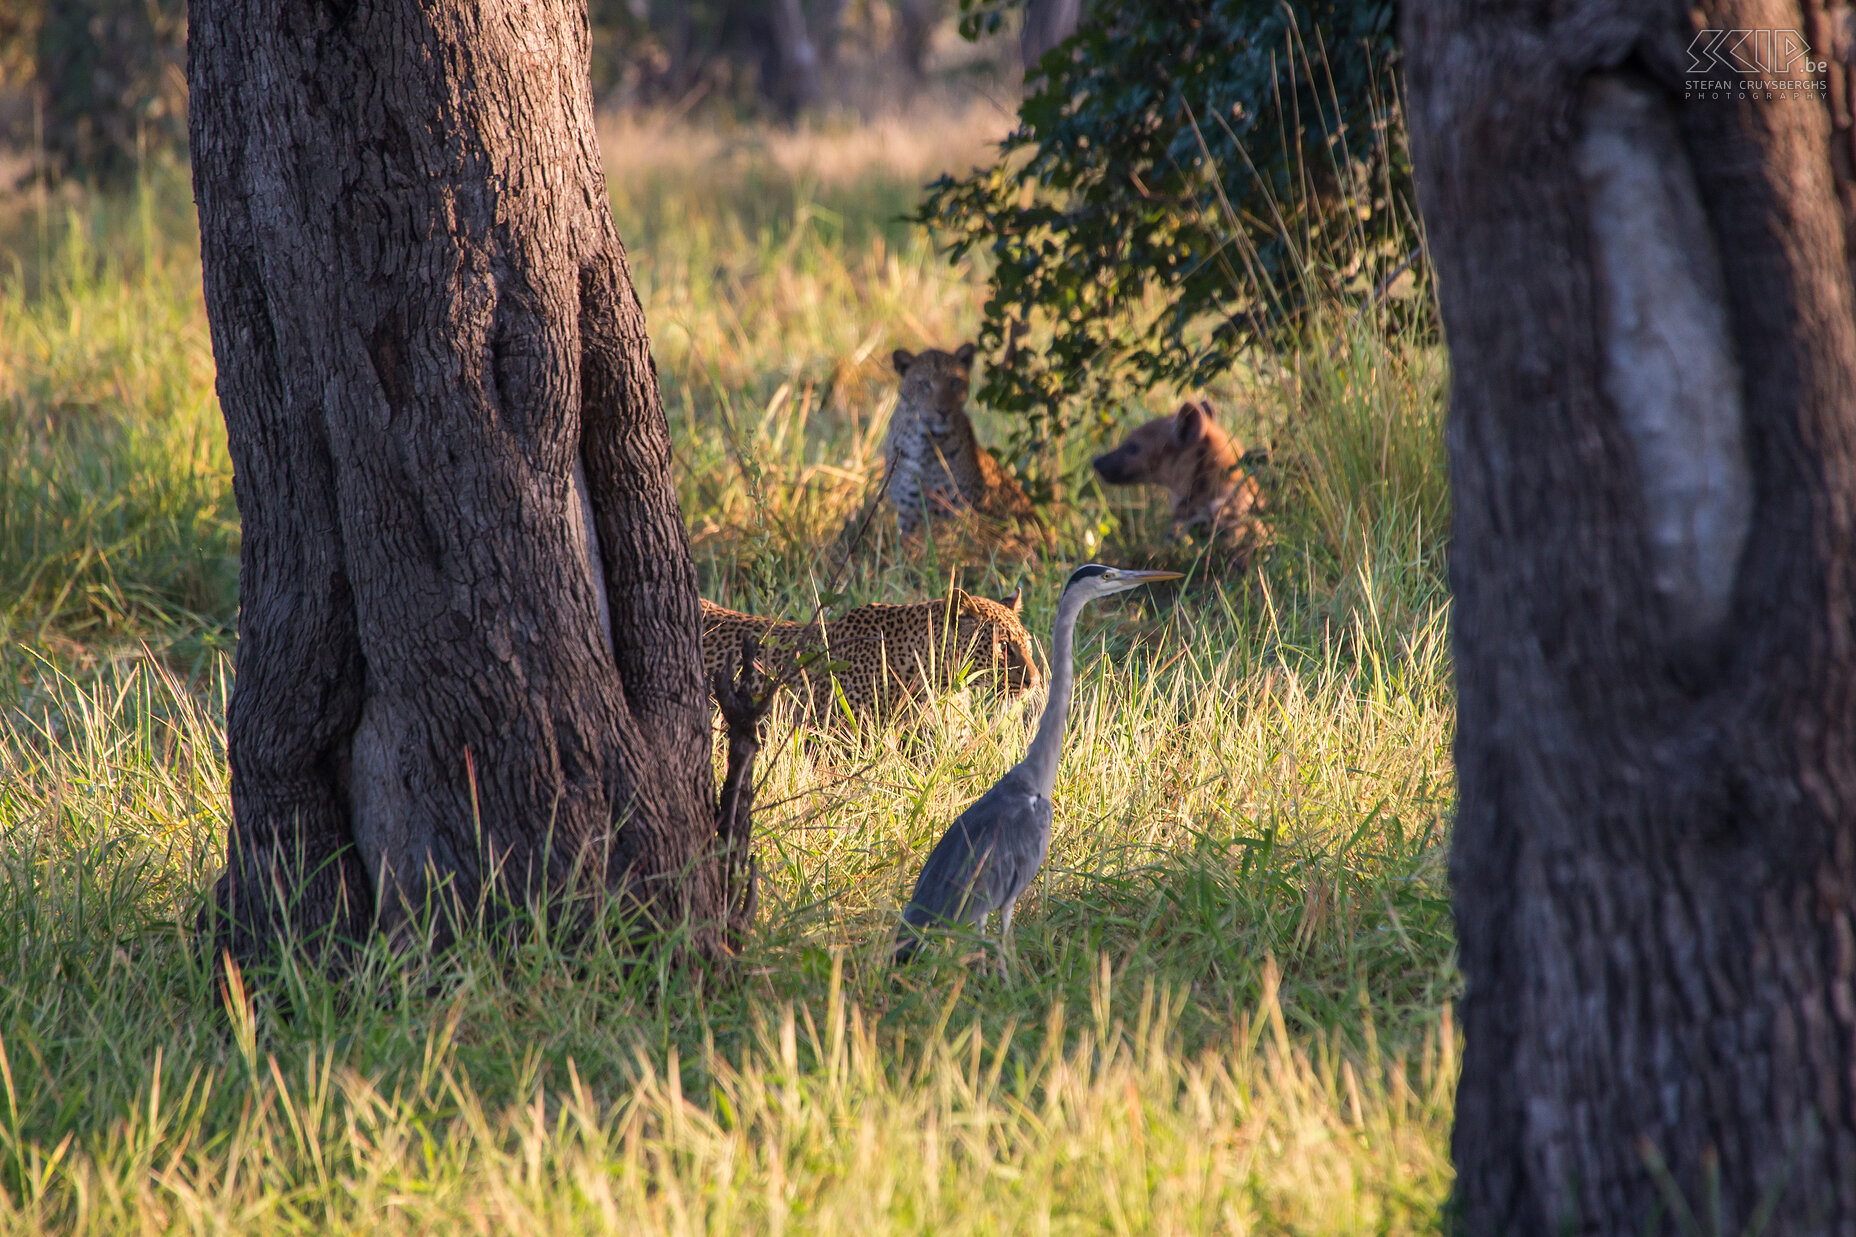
xmin=954 ymin=342 xmax=977 ymax=368
xmin=892 ymin=349 xmax=916 ymax=376
xmin=1175 ymin=401 xmax=1208 ymax=445
xmin=1000 ymin=587 xmax=1023 ymax=614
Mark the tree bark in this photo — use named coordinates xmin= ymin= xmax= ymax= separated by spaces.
xmin=190 ymin=0 xmax=729 ymax=965
xmin=713 ymin=634 xmax=769 ymax=949
xmin=1019 ymin=0 xmax=1081 ymax=73
xmin=897 ymin=0 xmax=940 ymax=78
xmin=1407 ymin=1 xmax=1856 ymax=1231
xmin=768 ymin=0 xmax=821 ymax=117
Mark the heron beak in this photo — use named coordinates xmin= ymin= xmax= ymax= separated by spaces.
xmin=1121 ymin=570 xmax=1184 ymax=585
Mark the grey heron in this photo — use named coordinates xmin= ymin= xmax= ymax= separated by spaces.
xmin=892 ymin=563 xmax=1183 ymax=974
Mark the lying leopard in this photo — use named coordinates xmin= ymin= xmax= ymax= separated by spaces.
xmin=883 ymin=344 xmax=1051 ymax=551
xmin=700 ymin=589 xmax=1041 ymax=726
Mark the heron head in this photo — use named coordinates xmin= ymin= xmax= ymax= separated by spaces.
xmin=1062 ymin=564 xmax=1185 ymax=603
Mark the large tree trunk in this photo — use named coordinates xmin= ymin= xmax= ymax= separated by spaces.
xmin=190 ymin=0 xmax=734 ymax=965
xmin=768 ymin=0 xmax=822 ymax=117
xmin=1019 ymin=0 xmax=1081 ymax=72
xmin=1407 ymin=2 xmax=1856 ymax=1231
xmin=897 ymin=0 xmax=940 ymax=78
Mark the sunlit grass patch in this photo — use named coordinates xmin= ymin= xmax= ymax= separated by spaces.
xmin=1 ymin=581 xmax=1453 ymax=1232
xmin=0 ymin=103 xmax=1457 ymax=1232
xmin=0 ymin=167 xmax=236 ymax=664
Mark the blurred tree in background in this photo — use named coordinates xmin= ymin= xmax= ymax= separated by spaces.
xmin=1016 ymin=0 xmax=1080 ymax=68
xmin=0 ymin=0 xmax=1018 ymax=185
xmin=921 ymin=0 xmax=1410 ymax=475
xmin=588 ymin=0 xmax=840 ymax=116
xmin=0 ymin=0 xmax=187 ymax=186
xmin=585 ymin=0 xmax=998 ymax=116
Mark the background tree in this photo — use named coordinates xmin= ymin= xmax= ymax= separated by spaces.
xmin=189 ymin=0 xmax=755 ymax=966
xmin=586 ymin=0 xmax=948 ymax=116
xmin=897 ymin=0 xmax=944 ymax=78
xmin=1407 ymin=1 xmax=1856 ymax=1230
xmin=923 ymin=0 xmax=1405 ymax=487
xmin=0 ymin=0 xmax=978 ymax=184
xmin=1016 ymin=0 xmax=1081 ymax=69
xmin=0 ymin=0 xmax=186 ymax=186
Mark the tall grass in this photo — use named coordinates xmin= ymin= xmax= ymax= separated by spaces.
xmin=0 ymin=106 xmax=1455 ymax=1232
xmin=0 ymin=162 xmax=236 ymax=669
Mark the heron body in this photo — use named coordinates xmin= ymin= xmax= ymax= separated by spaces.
xmin=894 ymin=564 xmax=1182 ymax=972
xmin=895 ymin=769 xmax=1052 ymax=954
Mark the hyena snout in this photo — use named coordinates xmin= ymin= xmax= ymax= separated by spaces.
xmin=1091 ymin=447 xmax=1140 ymax=485
xmin=1092 ymin=427 xmax=1174 ymax=487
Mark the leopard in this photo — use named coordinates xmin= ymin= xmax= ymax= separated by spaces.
xmin=700 ymin=588 xmax=1041 ymax=727
xmin=883 ymin=344 xmax=1051 ymax=550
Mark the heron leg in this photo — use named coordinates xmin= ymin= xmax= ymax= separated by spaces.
xmin=998 ymin=899 xmax=1017 ymax=979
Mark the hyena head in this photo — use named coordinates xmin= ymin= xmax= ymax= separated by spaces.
xmin=1091 ymin=399 xmax=1227 ymax=490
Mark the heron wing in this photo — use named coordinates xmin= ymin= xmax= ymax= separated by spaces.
xmin=902 ymin=773 xmax=1043 ymax=914
xmin=1004 ymin=792 xmax=1053 ymax=903
xmin=900 ymin=801 xmax=1002 ymax=931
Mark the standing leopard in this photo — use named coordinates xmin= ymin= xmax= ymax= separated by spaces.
xmin=700 ymin=589 xmax=1041 ymax=726
xmin=883 ymin=344 xmax=1050 ymax=549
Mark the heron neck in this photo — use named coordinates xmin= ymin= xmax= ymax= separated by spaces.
xmin=1021 ymin=588 xmax=1084 ymax=795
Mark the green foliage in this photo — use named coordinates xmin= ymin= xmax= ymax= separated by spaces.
xmin=921 ymin=0 xmax=1410 ymax=458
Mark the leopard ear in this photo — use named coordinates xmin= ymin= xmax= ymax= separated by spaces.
xmin=954 ymin=342 xmax=977 ymax=368
xmin=1000 ymin=587 xmax=1023 ymax=614
xmin=893 ymin=349 xmax=916 ymax=376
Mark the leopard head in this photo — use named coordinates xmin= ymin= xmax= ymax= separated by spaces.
xmin=949 ymin=587 xmax=1040 ymax=697
xmin=892 ymin=342 xmax=977 ymax=439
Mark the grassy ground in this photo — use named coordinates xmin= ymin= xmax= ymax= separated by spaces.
xmin=0 ymin=105 xmax=1456 ymax=1233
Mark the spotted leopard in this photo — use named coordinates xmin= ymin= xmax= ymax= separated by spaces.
xmin=883 ymin=344 xmax=1050 ymax=549
xmin=701 ymin=589 xmax=1041 ymax=726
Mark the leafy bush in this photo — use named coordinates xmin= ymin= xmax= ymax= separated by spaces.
xmin=920 ymin=0 xmax=1411 ymax=464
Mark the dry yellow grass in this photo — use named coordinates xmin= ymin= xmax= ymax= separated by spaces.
xmin=0 ymin=104 xmax=1456 ymax=1233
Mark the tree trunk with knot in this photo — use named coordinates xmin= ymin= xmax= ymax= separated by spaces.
xmin=1408 ymin=1 xmax=1856 ymax=1231
xmin=190 ymin=0 xmax=735 ymax=966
